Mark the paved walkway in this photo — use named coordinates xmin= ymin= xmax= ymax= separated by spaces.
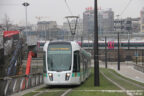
xmin=98 ymin=61 xmax=144 ymax=84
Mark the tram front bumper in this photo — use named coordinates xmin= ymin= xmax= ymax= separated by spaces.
xmin=44 ymin=77 xmax=81 ymax=85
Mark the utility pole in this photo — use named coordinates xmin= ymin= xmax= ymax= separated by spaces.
xmin=142 ymin=50 xmax=144 ymax=67
xmin=94 ymin=0 xmax=100 ymax=86
xmin=127 ymin=18 xmax=131 ymax=50
xmin=118 ymin=32 xmax=120 ymax=70
xmin=116 ymin=14 xmax=120 ymax=71
xmin=105 ymin=36 xmax=107 ymax=68
xmin=128 ymin=31 xmax=130 ymax=50
xmin=81 ymin=36 xmax=83 ymax=47
xmin=136 ymin=47 xmax=138 ymax=65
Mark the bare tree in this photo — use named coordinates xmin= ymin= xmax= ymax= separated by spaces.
xmin=3 ymin=14 xmax=11 ymax=31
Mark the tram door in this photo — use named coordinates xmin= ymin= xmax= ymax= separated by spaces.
xmin=73 ymin=51 xmax=80 ymax=72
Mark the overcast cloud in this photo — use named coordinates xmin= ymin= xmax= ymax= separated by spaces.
xmin=0 ymin=0 xmax=144 ymax=25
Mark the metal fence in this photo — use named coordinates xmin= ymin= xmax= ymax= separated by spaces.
xmin=85 ymin=41 xmax=144 ymax=73
xmin=133 ymin=49 xmax=144 ymax=73
xmin=0 ymin=73 xmax=43 ymax=96
xmin=98 ymin=47 xmax=144 ymax=73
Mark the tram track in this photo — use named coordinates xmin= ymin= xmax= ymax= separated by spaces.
xmin=100 ymin=71 xmax=134 ymax=96
xmin=32 ymin=89 xmax=144 ymax=96
xmin=107 ymin=70 xmax=144 ymax=90
xmin=31 ymin=88 xmax=72 ymax=96
xmin=33 ymin=91 xmax=43 ymax=96
xmin=61 ymin=89 xmax=72 ymax=96
xmin=21 ymin=68 xmax=144 ymax=96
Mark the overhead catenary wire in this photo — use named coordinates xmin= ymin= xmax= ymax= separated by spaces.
xmin=120 ymin=0 xmax=133 ymax=16
xmin=64 ymin=0 xmax=80 ymax=41
xmin=65 ymin=0 xmax=73 ymax=16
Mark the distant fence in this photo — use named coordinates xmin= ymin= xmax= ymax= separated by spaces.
xmin=0 ymin=72 xmax=43 ymax=96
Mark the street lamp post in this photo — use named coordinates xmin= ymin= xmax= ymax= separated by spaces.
xmin=128 ymin=31 xmax=130 ymax=50
xmin=22 ymin=2 xmax=30 ymax=43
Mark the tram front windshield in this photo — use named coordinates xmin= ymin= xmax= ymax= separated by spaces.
xmin=47 ymin=43 xmax=72 ymax=71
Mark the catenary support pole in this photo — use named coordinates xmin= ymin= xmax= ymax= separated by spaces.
xmin=118 ymin=32 xmax=120 ymax=70
xmin=105 ymin=36 xmax=107 ymax=68
xmin=94 ymin=0 xmax=100 ymax=86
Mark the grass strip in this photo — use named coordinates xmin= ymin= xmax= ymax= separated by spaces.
xmin=38 ymin=91 xmax=65 ymax=96
xmin=67 ymin=91 xmax=127 ymax=96
xmin=101 ymin=68 xmax=143 ymax=90
xmin=74 ymin=69 xmax=120 ymax=90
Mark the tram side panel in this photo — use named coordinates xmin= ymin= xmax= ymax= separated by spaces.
xmin=71 ymin=50 xmax=81 ymax=84
xmin=80 ymin=50 xmax=91 ymax=83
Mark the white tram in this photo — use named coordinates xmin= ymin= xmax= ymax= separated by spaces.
xmin=43 ymin=41 xmax=91 ymax=85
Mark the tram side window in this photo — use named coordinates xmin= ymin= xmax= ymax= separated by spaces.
xmin=73 ymin=51 xmax=80 ymax=72
xmin=43 ymin=53 xmax=46 ymax=73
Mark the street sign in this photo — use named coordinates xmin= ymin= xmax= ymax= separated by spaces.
xmin=3 ymin=31 xmax=20 ymax=37
xmin=108 ymin=41 xmax=114 ymax=49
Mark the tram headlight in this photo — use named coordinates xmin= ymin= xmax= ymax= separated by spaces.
xmin=66 ymin=73 xmax=70 ymax=77
xmin=48 ymin=73 xmax=52 ymax=77
xmin=65 ymin=73 xmax=71 ymax=81
xmin=48 ymin=73 xmax=53 ymax=81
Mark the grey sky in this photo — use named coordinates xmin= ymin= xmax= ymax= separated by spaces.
xmin=0 ymin=0 xmax=144 ymax=25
